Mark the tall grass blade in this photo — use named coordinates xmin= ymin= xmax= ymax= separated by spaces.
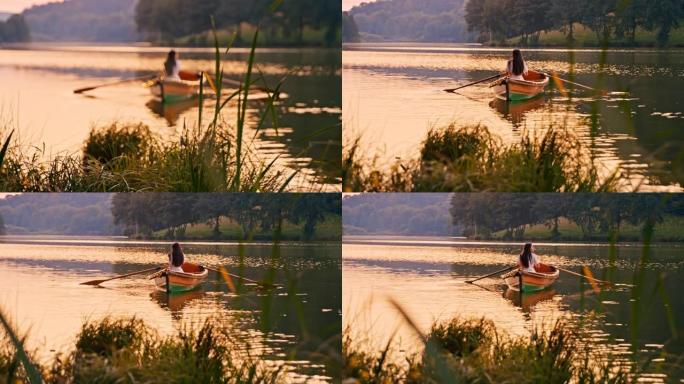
xmin=0 ymin=130 xmax=14 ymax=168
xmin=0 ymin=307 xmax=43 ymax=383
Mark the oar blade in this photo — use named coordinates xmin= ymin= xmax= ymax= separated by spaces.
xmin=80 ymin=279 xmax=106 ymax=286
xmin=73 ymin=87 xmax=96 ymax=94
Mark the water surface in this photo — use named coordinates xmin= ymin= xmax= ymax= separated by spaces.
xmin=0 ymin=237 xmax=341 ymax=383
xmin=343 ymin=237 xmax=684 ymax=382
xmin=343 ymin=43 xmax=684 ymax=191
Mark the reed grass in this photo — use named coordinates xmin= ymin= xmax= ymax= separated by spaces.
xmin=0 ymin=23 xmax=300 ymax=192
xmin=343 ymin=316 xmax=629 ymax=384
xmin=0 ymin=315 xmax=282 ymax=383
xmin=343 ymin=123 xmax=618 ymax=192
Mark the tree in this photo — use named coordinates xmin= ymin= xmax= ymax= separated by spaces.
xmin=644 ymin=0 xmax=684 ymax=46
xmin=342 ymin=12 xmax=361 ymax=42
xmin=0 ymin=14 xmax=30 ymax=42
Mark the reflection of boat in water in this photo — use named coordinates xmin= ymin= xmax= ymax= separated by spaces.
xmin=489 ymin=96 xmax=546 ymax=126
xmin=149 ymin=263 xmax=208 ymax=293
xmin=489 ymin=70 xmax=549 ymax=101
xmin=504 ymin=287 xmax=557 ymax=312
xmin=146 ymin=97 xmax=199 ymax=126
xmin=501 ymin=264 xmax=559 ymax=292
xmin=150 ymin=289 xmax=205 ymax=319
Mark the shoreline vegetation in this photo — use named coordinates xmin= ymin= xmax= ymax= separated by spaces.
xmin=0 ymin=314 xmax=282 ymax=383
xmin=14 ymin=0 xmax=340 ymax=47
xmin=343 ymin=194 xmax=684 ymax=242
xmin=344 ymin=0 xmax=684 ymax=48
xmin=343 ymin=313 xmax=628 ymax=383
xmin=0 ymin=194 xmax=342 ymax=242
xmin=343 ymin=124 xmax=618 ymax=193
xmin=0 ymin=26 xmax=307 ymax=193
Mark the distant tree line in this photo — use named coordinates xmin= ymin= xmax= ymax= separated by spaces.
xmin=343 ymin=193 xmax=455 ymax=236
xmin=135 ymin=0 xmax=341 ymax=45
xmin=0 ymin=14 xmax=30 ymax=42
xmin=22 ymin=0 xmax=137 ymax=42
xmin=343 ymin=12 xmax=361 ymax=42
xmin=465 ymin=0 xmax=684 ymax=46
xmin=112 ymin=194 xmax=341 ymax=240
xmin=348 ymin=0 xmax=474 ymax=42
xmin=0 ymin=194 xmax=115 ymax=235
xmin=451 ymin=194 xmax=684 ymax=240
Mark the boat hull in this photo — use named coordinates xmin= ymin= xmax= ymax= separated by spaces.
xmin=501 ymin=264 xmax=559 ymax=292
xmin=151 ymin=262 xmax=208 ymax=293
xmin=490 ymin=71 xmax=549 ymax=101
xmin=150 ymin=79 xmax=200 ymax=103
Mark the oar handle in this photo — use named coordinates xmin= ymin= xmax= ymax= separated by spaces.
xmin=81 ymin=266 xmax=163 ymax=286
xmin=74 ymin=74 xmax=158 ymax=94
xmin=444 ymin=73 xmax=505 ymax=93
xmin=466 ymin=265 xmax=517 ymax=284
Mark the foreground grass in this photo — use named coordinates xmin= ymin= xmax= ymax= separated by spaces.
xmin=0 ymin=121 xmax=287 ymax=192
xmin=1 ymin=316 xmax=280 ymax=383
xmin=343 ymin=124 xmax=618 ymax=192
xmin=344 ymin=317 xmax=627 ymax=384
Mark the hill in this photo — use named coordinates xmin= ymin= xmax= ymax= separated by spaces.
xmin=0 ymin=13 xmax=12 ymax=22
xmin=343 ymin=193 xmax=456 ymax=236
xmin=348 ymin=0 xmax=475 ymax=42
xmin=0 ymin=194 xmax=118 ymax=235
xmin=23 ymin=0 xmax=138 ymax=42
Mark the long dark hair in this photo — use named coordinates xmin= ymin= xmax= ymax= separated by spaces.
xmin=170 ymin=242 xmax=184 ymax=267
xmin=511 ymin=49 xmax=525 ymax=75
xmin=164 ymin=50 xmax=177 ymax=76
xmin=519 ymin=243 xmax=533 ymax=268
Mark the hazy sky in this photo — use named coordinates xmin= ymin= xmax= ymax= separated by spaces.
xmin=0 ymin=0 xmax=56 ymax=13
xmin=343 ymin=0 xmax=376 ymax=11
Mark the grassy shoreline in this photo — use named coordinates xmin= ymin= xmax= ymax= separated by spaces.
xmin=1 ymin=315 xmax=283 ymax=383
xmin=344 ymin=123 xmax=618 ymax=193
xmin=344 ymin=315 xmax=628 ymax=383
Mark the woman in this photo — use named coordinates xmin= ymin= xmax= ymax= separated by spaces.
xmin=518 ymin=242 xmax=540 ymax=273
xmin=164 ymin=50 xmax=181 ymax=80
xmin=168 ymin=242 xmax=185 ymax=272
xmin=506 ymin=49 xmax=528 ymax=81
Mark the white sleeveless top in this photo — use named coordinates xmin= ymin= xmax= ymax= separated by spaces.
xmin=522 ymin=253 xmax=539 ymax=272
xmin=507 ymin=60 xmax=529 ymax=80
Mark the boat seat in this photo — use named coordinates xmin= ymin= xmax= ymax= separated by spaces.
xmin=523 ymin=71 xmax=546 ymax=81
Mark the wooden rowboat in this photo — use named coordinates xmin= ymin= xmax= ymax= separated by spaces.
xmin=501 ymin=263 xmax=559 ymax=292
xmin=149 ymin=78 xmax=200 ymax=103
xmin=489 ymin=70 xmax=549 ymax=101
xmin=149 ymin=262 xmax=208 ymax=293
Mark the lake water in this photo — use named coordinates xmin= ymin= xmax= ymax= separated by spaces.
xmin=0 ymin=44 xmax=341 ymax=191
xmin=0 ymin=237 xmax=342 ymax=383
xmin=343 ymin=237 xmax=684 ymax=382
xmin=343 ymin=43 xmax=684 ymax=192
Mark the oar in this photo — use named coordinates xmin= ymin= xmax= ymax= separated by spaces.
xmin=556 ymin=266 xmax=634 ymax=287
xmin=444 ymin=73 xmax=505 ymax=93
xmin=543 ymin=73 xmax=628 ymax=96
xmin=466 ymin=265 xmax=517 ymax=284
xmin=81 ymin=266 xmax=163 ymax=286
xmin=203 ymin=266 xmax=277 ymax=288
xmin=74 ymin=74 xmax=159 ymax=94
